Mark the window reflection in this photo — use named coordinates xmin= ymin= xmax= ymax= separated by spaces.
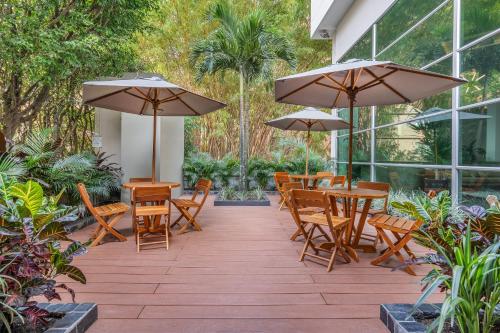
xmin=338 ymin=132 xmax=371 ymax=162
xmin=460 ymin=170 xmax=500 ymax=207
xmin=461 ymin=0 xmax=500 ymax=46
xmin=341 ymin=31 xmax=372 ymax=61
xmin=376 ymin=166 xmax=451 ymax=192
xmin=338 ymin=163 xmax=371 ymax=183
xmin=460 ymin=102 xmax=500 ymax=166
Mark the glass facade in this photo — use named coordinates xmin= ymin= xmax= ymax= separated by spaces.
xmin=335 ymin=0 xmax=500 ymax=206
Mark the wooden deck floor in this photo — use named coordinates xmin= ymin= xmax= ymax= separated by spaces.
xmin=62 ymin=195 xmax=440 ymax=333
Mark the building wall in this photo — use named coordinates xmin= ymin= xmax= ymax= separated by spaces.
xmin=96 ymin=108 xmax=185 ymax=202
xmin=313 ymin=0 xmax=500 ymax=206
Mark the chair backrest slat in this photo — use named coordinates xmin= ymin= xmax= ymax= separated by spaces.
xmin=290 ymin=189 xmax=335 ymax=230
xmin=191 ymin=178 xmax=212 ymax=204
xmin=77 ymin=183 xmax=100 ymax=217
xmin=133 ymin=186 xmax=171 ymax=204
xmin=357 ymin=181 xmax=390 ymax=212
xmin=129 ymin=177 xmax=153 ymax=183
xmin=329 ymin=175 xmax=346 ymax=188
xmin=274 ymin=172 xmax=290 ymax=190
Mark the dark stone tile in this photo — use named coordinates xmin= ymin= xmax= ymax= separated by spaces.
xmin=388 ymin=312 xmax=412 ymax=333
xmin=52 ymin=312 xmax=84 ymax=329
xmin=58 ymin=303 xmax=79 ymax=313
xmin=416 ymin=303 xmax=441 ymax=315
xmin=385 ymin=304 xmax=413 ymax=313
xmin=44 ymin=329 xmax=67 ymax=333
xmin=46 ymin=304 xmax=63 ymax=312
xmin=397 ymin=321 xmax=427 ymax=333
xmin=74 ymin=303 xmax=95 ymax=312
xmin=76 ymin=305 xmax=98 ymax=333
xmin=380 ymin=304 xmax=388 ymax=325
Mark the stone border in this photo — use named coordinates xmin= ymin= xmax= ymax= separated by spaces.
xmin=380 ymin=304 xmax=441 ymax=333
xmin=38 ymin=303 xmax=98 ymax=333
xmin=214 ymin=198 xmax=271 ymax=206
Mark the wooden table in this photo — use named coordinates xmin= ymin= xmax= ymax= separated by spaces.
xmin=326 ymin=188 xmax=389 ymax=258
xmin=289 ymin=174 xmax=322 ymax=189
xmin=122 ymin=181 xmax=181 ymax=189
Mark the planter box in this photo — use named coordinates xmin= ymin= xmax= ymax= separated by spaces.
xmin=4 ymin=303 xmax=98 ymax=333
xmin=380 ymin=303 xmax=441 ymax=333
xmin=214 ymin=194 xmax=270 ymax=206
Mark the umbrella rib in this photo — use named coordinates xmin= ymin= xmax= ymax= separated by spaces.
xmin=139 ymin=88 xmax=153 ymax=115
xmin=322 ymin=74 xmax=348 ymax=90
xmin=318 ymin=120 xmax=327 ymax=131
xmin=353 ymin=68 xmax=364 ymax=88
xmin=358 ymin=69 xmax=398 ymax=90
xmin=315 ymin=81 xmax=346 ymax=92
xmin=284 ymin=119 xmax=299 ymax=130
xmin=384 ymin=65 xmax=466 ymax=82
xmin=167 ymin=88 xmax=200 ymax=115
xmin=364 ymin=68 xmax=411 ymax=103
xmin=125 ymin=90 xmax=150 ymax=102
xmin=133 ymin=87 xmax=153 ymax=101
xmin=276 ymin=76 xmax=324 ymax=101
xmin=84 ymin=87 xmax=131 ymax=104
xmin=331 ymin=71 xmax=351 ymax=108
xmin=159 ymin=91 xmax=187 ymax=103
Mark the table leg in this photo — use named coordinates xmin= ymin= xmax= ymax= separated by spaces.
xmin=353 ymin=199 xmax=376 ymax=253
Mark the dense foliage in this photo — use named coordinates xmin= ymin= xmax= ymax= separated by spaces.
xmin=0 ymin=129 xmax=121 ymax=207
xmin=0 ymin=178 xmax=87 ymax=331
xmin=390 ymin=191 xmax=500 ymax=332
xmin=183 ymin=138 xmax=331 ymax=190
xmin=0 ymin=0 xmax=157 ymax=150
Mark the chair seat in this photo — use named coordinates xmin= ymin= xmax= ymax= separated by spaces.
xmin=135 ymin=205 xmax=170 ymax=216
xmin=368 ymin=214 xmax=417 ymax=234
xmin=172 ymin=198 xmax=200 ymax=208
xmin=300 ymin=213 xmax=349 ymax=229
xmin=95 ymin=202 xmax=129 ymax=217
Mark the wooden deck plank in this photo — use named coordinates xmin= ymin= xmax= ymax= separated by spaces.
xmin=63 ymin=195 xmax=438 ymax=333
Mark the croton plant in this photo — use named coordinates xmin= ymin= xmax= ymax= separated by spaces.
xmin=0 ymin=176 xmax=87 ymax=331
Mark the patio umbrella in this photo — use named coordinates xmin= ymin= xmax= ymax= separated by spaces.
xmin=83 ymin=74 xmax=226 ymax=183
xmin=265 ymin=107 xmax=350 ymax=176
xmin=275 ymin=59 xmax=466 ymax=189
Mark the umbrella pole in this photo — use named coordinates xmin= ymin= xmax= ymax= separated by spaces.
xmin=305 ymin=128 xmax=310 ymax=177
xmin=347 ymin=96 xmax=354 ymax=191
xmin=152 ymin=106 xmax=157 ymax=183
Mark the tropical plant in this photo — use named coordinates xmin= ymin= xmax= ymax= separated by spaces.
xmin=216 ymin=155 xmax=239 ymax=187
xmin=0 ymin=178 xmax=87 ymax=330
xmin=0 ymin=274 xmax=23 ymax=333
xmin=190 ymin=0 xmax=296 ymax=191
xmin=0 ymin=129 xmax=121 ymax=206
xmin=412 ymin=225 xmax=499 ymax=333
xmin=248 ymin=158 xmax=275 ymax=189
xmin=183 ymin=153 xmax=219 ymax=189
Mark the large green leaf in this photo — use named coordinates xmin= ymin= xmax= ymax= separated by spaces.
xmin=57 ymin=265 xmax=86 ymax=284
xmin=38 ymin=222 xmax=69 ymax=241
xmin=10 ymin=181 xmax=44 ymax=217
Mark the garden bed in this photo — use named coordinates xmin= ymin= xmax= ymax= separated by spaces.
xmin=380 ymin=303 xmax=500 ymax=333
xmin=5 ymin=303 xmax=97 ymax=333
xmin=214 ymin=197 xmax=271 ymax=206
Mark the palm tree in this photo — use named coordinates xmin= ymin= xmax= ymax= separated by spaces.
xmin=190 ymin=0 xmax=296 ymax=191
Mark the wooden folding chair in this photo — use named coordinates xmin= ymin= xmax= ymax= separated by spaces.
xmin=290 ymin=189 xmax=351 ymax=272
xmin=132 ymin=186 xmax=171 ymax=252
xmin=317 ymin=175 xmax=346 ymax=190
xmin=171 ymin=179 xmax=212 ymax=234
xmin=355 ymin=181 xmax=390 ymax=246
xmin=274 ymin=172 xmax=290 ymax=210
xmin=367 ymin=214 xmax=423 ymax=275
xmin=77 ymin=183 xmax=129 ymax=247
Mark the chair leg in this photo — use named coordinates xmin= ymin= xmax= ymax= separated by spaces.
xmin=299 ymin=224 xmax=316 ymax=261
xmin=136 ymin=233 xmax=140 ymax=253
xmin=165 ymin=215 xmax=169 ymax=250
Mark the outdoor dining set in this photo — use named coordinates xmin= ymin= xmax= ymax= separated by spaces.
xmin=275 ymin=171 xmax=421 ymax=275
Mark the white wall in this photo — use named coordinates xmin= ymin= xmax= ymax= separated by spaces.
xmin=96 ymin=109 xmax=185 ymax=203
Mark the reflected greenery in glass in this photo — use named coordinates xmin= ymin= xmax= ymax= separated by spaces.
xmin=338 ymin=107 xmax=371 ymax=134
xmin=376 ymin=165 xmax=451 ymax=192
xmin=376 ymin=0 xmax=444 ymax=54
xmin=460 ymin=34 xmax=500 ymax=106
xmin=377 ymin=2 xmax=452 ymax=68
xmin=461 ymin=0 xmax=500 ymax=46
xmin=375 ymin=113 xmax=452 ymax=164
xmin=338 ymin=131 xmax=371 ymax=162
xmin=459 ymin=101 xmax=500 ymax=166
xmin=459 ymin=170 xmax=500 ymax=207
xmin=340 ymin=30 xmax=372 ymax=61
xmin=338 ymin=163 xmax=371 ymax=182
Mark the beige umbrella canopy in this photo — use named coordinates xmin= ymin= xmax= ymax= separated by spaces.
xmin=275 ymin=59 xmax=467 ymax=189
xmin=265 ymin=107 xmax=350 ymax=176
xmin=83 ymin=74 xmax=226 ymax=182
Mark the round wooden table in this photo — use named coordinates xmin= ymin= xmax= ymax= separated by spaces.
xmin=326 ymin=187 xmax=389 ymax=258
xmin=122 ymin=181 xmax=181 ymax=189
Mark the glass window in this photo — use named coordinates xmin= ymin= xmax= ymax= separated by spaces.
xmin=460 ymin=34 xmax=500 ymax=106
xmin=376 ymin=166 xmax=451 ymax=192
xmin=340 ymin=30 xmax=372 ymax=61
xmin=460 ymin=170 xmax=500 ymax=207
xmin=338 ymin=163 xmax=371 ymax=183
xmin=338 ymin=107 xmax=371 ymax=134
xmin=376 ymin=56 xmax=452 ymax=126
xmin=461 ymin=0 xmax=500 ymax=46
xmin=459 ymin=101 xmax=500 ymax=166
xmin=377 ymin=2 xmax=453 ymax=68
xmin=376 ymin=0 xmax=444 ymax=54
xmin=375 ymin=112 xmax=452 ymax=164
xmin=338 ymin=132 xmax=371 ymax=163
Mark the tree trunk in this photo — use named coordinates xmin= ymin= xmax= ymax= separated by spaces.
xmin=238 ymin=68 xmax=249 ymax=192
